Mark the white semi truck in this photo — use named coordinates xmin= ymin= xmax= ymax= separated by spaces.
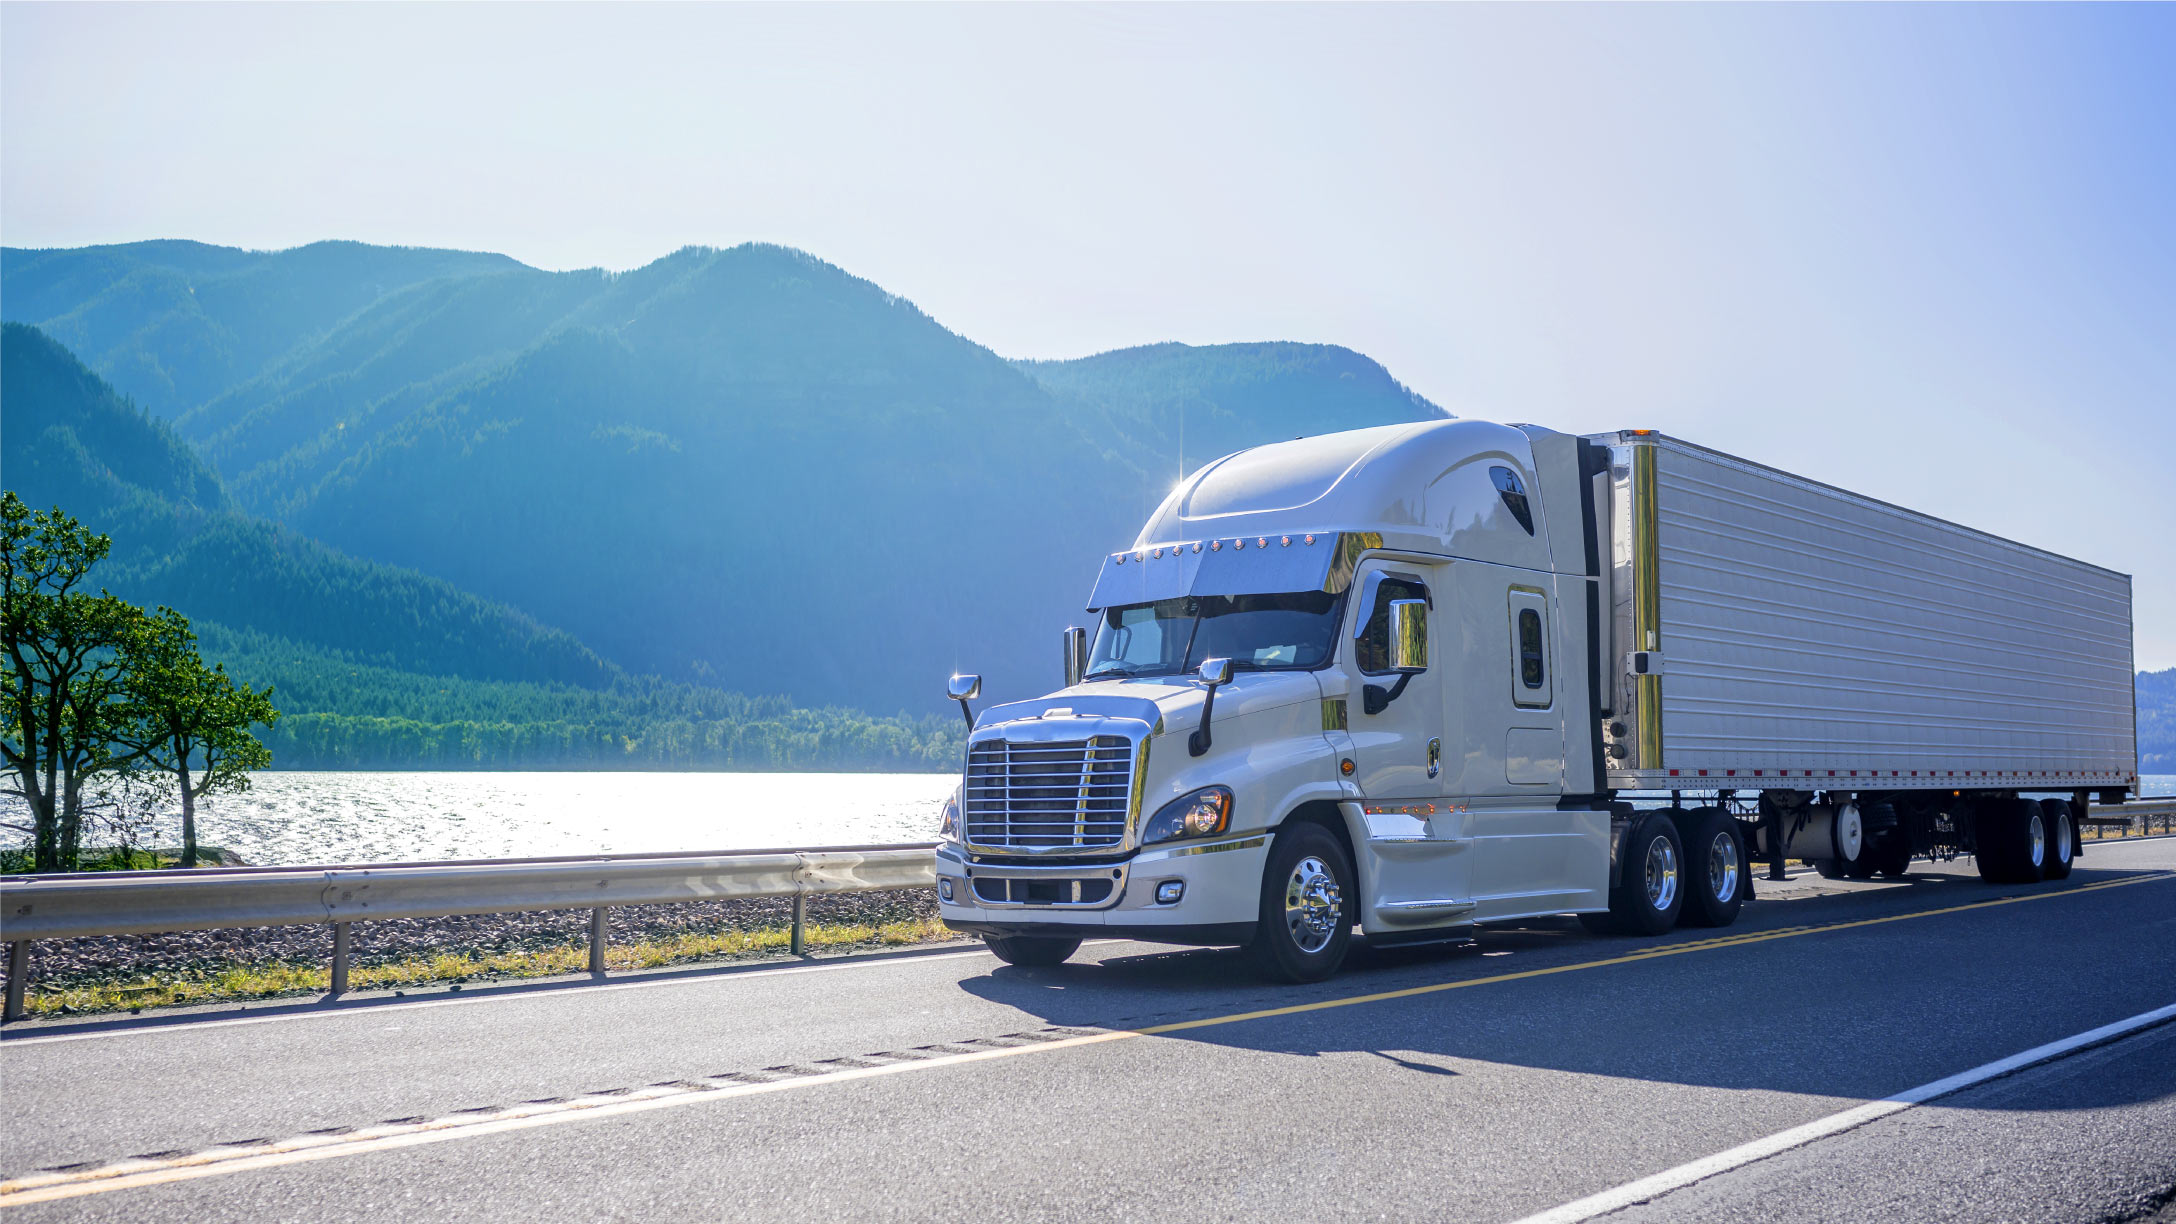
xmin=935 ymin=420 xmax=2137 ymax=981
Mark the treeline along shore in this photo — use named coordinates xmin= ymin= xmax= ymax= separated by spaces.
xmin=257 ymin=712 xmax=961 ymax=772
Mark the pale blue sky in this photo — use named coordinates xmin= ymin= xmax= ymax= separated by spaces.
xmin=5 ymin=3 xmax=2172 ymax=666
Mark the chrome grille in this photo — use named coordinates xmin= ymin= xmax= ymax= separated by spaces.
xmin=963 ymin=734 xmax=1135 ymax=850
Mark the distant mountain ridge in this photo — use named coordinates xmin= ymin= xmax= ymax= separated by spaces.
xmin=6 ymin=238 xmax=1451 ymax=713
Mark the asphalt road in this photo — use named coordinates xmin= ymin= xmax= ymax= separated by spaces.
xmin=4 ymin=838 xmax=2174 ymax=1224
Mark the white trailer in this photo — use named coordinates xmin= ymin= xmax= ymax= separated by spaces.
xmin=935 ymin=420 xmax=2138 ymax=981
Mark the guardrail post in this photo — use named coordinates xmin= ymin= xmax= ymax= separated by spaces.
xmin=588 ymin=907 xmax=608 ymax=974
xmin=4 ymin=941 xmax=27 ymax=1021
xmin=330 ymin=922 xmax=351 ymax=996
xmin=791 ymin=894 xmax=808 ymax=957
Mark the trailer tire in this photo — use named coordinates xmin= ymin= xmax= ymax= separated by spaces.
xmin=1677 ymin=808 xmax=1746 ymax=928
xmin=2040 ymin=799 xmax=2076 ymax=881
xmin=1863 ymin=802 xmax=1913 ymax=878
xmin=1246 ymin=823 xmax=1355 ymax=983
xmin=1975 ymin=798 xmax=2047 ymax=885
xmin=1600 ymin=812 xmax=1686 ymax=936
xmin=983 ymin=935 xmax=1083 ymax=967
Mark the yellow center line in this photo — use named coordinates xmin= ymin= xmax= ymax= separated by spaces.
xmin=5 ymin=869 xmax=2169 ymax=1207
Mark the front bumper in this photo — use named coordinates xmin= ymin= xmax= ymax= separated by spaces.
xmin=936 ymin=833 xmax=1269 ymax=944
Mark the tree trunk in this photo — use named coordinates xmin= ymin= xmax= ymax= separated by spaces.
xmin=58 ymin=774 xmax=84 ymax=870
xmin=30 ymin=789 xmax=58 ymax=873
xmin=179 ymin=762 xmax=200 ymax=868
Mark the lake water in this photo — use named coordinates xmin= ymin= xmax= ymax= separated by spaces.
xmin=155 ymin=772 xmax=958 ymax=866
xmin=16 ymin=771 xmax=2175 ymax=868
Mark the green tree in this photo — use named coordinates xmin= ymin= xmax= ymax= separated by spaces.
xmin=1 ymin=493 xmax=147 ymax=870
xmin=116 ymin=608 xmax=278 ymax=866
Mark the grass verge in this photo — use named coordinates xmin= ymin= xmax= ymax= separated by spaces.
xmin=20 ymin=915 xmax=962 ymax=1017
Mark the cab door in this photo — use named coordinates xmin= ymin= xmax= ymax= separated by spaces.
xmin=1323 ymin=559 xmax=1472 ymax=932
xmin=1339 ymin=562 xmax=1446 ymax=799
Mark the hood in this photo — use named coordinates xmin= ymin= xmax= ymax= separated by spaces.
xmin=972 ymin=671 xmax=1322 ymax=736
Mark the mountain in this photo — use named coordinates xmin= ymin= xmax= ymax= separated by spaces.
xmin=1 ymin=322 xmax=610 ymax=687
xmin=1 ymin=241 xmax=520 ymax=423
xmin=2 ymin=322 xmax=968 ymax=769
xmin=3 ymin=240 xmax=1452 ymax=714
xmin=1020 ymin=340 xmax=1440 ymax=484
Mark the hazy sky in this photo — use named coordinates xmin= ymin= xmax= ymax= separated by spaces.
xmin=5 ymin=3 xmax=2173 ymax=666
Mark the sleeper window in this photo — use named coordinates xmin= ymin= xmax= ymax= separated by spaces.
xmin=1518 ymin=609 xmax=1545 ymax=689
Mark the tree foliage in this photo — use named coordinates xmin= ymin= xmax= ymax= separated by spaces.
xmin=1 ymin=493 xmax=279 ymax=870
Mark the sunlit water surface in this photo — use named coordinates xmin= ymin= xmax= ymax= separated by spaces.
xmin=127 ymin=772 xmax=956 ymax=866
xmin=7 ymin=772 xmax=2170 ymax=868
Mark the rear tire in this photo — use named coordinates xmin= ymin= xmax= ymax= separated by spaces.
xmin=983 ymin=935 xmax=1082 ymax=967
xmin=1975 ymin=798 xmax=2048 ymax=884
xmin=1246 ymin=823 xmax=1355 ymax=983
xmin=1587 ymin=812 xmax=1685 ymax=936
xmin=2040 ymin=799 xmax=2076 ymax=881
xmin=1676 ymin=808 xmax=1746 ymax=928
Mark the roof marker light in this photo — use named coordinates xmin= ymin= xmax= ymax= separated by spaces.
xmin=1235 ymin=538 xmax=1247 ymax=550
xmin=1304 ymin=534 xmax=1316 ymax=545
xmin=1280 ymin=535 xmax=1292 ymax=547
xmin=1210 ymin=540 xmax=1222 ymax=551
xmin=1193 ymin=542 xmax=1203 ymax=553
xmin=1257 ymin=537 xmax=1269 ymax=548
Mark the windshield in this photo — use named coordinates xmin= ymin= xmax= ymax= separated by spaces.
xmin=1085 ymin=591 xmax=1343 ymax=679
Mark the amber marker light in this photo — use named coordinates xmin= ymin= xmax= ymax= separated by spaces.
xmin=1340 ymin=758 xmax=1355 ymax=776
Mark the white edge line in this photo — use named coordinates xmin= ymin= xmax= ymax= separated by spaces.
xmin=1 ymin=941 xmax=1119 ymax=1048
xmin=1508 ymin=999 xmax=2176 ymax=1224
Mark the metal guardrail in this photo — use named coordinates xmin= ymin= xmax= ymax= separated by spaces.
xmin=0 ymin=844 xmax=940 ymax=1022
xmin=2083 ymin=798 xmax=2176 ymax=838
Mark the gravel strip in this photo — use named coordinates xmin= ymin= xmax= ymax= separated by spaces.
xmin=4 ymin=889 xmax=947 ymax=989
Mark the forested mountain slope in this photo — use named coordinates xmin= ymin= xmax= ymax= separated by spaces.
xmin=1 ymin=323 xmax=611 ymax=687
xmin=4 ymin=240 xmax=1450 ymax=713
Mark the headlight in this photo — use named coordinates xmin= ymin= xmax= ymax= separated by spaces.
xmin=940 ymin=792 xmax=961 ymax=842
xmin=1141 ymin=786 xmax=1233 ymax=846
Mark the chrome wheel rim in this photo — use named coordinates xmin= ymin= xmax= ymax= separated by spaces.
xmin=2055 ymin=810 xmax=2072 ymax=863
xmin=2027 ymin=811 xmax=2045 ymax=868
xmin=1708 ymin=831 xmax=1739 ymax=903
xmin=1283 ymin=856 xmax=1343 ymax=954
xmin=1644 ymin=836 xmax=1678 ymax=911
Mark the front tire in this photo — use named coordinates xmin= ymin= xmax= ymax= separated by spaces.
xmin=1246 ymin=823 xmax=1355 ymax=983
xmin=1676 ymin=807 xmax=1746 ymax=928
xmin=984 ymin=935 xmax=1082 ymax=967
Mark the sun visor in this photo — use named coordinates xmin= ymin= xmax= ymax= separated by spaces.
xmin=1085 ymin=532 xmax=1379 ymax=611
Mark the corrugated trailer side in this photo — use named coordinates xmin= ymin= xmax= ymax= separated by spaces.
xmin=1599 ymin=432 xmax=2135 ymax=792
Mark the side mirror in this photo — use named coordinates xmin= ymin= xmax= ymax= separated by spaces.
xmin=1063 ymin=627 xmax=1088 ymax=688
xmin=1386 ymin=600 xmax=1429 ymax=674
xmin=947 ymin=673 xmax=981 ymax=728
xmin=1364 ymin=602 xmax=1427 ymax=716
xmin=1189 ymin=657 xmax=1234 ymax=756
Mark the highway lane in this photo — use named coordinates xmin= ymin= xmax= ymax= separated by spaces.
xmin=4 ymin=838 xmax=2174 ymax=1222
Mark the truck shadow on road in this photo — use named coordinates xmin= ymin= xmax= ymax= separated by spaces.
xmin=956 ymin=863 xmax=2176 ymax=1112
